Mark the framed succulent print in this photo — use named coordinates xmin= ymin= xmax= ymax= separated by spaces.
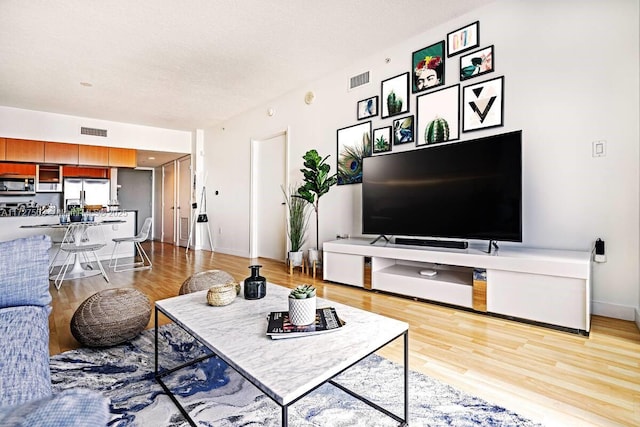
xmin=447 ymin=21 xmax=479 ymax=57
xmin=336 ymin=121 xmax=371 ymax=185
xmin=460 ymin=45 xmax=494 ymax=81
xmin=357 ymin=96 xmax=378 ymax=120
xmin=462 ymin=76 xmax=504 ymax=132
xmin=381 ymin=72 xmax=409 ymax=119
xmin=373 ymin=126 xmax=392 ymax=154
xmin=392 ymin=115 xmax=414 ymax=145
xmin=411 ymin=41 xmax=445 ymax=93
xmin=416 ymin=84 xmax=460 ymax=146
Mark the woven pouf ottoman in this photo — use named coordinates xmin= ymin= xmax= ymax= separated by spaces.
xmin=71 ymin=288 xmax=151 ymax=347
xmin=178 ymin=269 xmax=236 ymax=295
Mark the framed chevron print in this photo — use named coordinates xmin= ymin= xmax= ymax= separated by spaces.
xmin=462 ymin=76 xmax=504 ymax=132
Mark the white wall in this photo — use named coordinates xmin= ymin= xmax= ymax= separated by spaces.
xmin=203 ymin=0 xmax=640 ymax=320
xmin=0 ymin=106 xmax=191 ymax=152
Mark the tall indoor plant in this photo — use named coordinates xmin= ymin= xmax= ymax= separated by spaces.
xmin=281 ymin=184 xmax=310 ymax=266
xmin=297 ymin=149 xmax=338 ymax=257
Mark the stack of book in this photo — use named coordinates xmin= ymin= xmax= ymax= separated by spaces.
xmin=266 ymin=307 xmax=345 ymax=339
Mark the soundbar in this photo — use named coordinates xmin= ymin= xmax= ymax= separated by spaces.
xmin=394 ymin=238 xmax=468 ymax=249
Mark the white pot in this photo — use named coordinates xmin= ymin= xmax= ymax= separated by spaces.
xmin=289 ymin=251 xmax=303 ymax=267
xmin=307 ymin=248 xmax=320 ymax=263
xmin=288 ymin=296 xmax=316 ymax=326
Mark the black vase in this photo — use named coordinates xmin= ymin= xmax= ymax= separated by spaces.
xmin=244 ymin=265 xmax=266 ymax=300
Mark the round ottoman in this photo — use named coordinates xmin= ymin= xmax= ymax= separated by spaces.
xmin=71 ymin=288 xmax=151 ymax=347
xmin=179 ymin=269 xmax=236 ymax=295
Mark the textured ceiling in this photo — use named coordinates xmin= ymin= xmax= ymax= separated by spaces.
xmin=0 ymin=0 xmax=493 ymax=132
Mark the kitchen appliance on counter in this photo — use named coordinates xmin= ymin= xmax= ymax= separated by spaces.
xmin=0 ymin=176 xmax=36 ymax=195
xmin=63 ymin=178 xmax=110 ymax=209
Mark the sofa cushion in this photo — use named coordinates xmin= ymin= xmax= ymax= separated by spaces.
xmin=0 ymin=235 xmax=52 ymax=309
xmin=0 ymin=388 xmax=109 ymax=427
xmin=0 ymin=306 xmax=52 ymax=407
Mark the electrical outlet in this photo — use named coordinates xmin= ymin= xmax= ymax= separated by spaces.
xmin=592 ymin=140 xmax=606 ymax=157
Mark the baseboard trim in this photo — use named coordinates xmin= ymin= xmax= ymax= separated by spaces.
xmin=592 ymin=300 xmax=636 ymax=321
xmin=212 ymin=247 xmax=250 ymax=258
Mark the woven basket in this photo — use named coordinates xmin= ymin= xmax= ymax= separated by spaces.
xmin=206 ymin=283 xmax=237 ymax=306
xmin=71 ymin=288 xmax=151 ymax=347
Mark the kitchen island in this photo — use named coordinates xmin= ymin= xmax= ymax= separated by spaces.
xmin=1 ymin=211 xmax=136 ymax=266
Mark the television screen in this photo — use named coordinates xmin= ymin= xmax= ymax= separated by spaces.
xmin=362 ymin=130 xmax=522 ymax=242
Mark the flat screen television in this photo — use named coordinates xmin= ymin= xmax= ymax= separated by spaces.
xmin=362 ymin=130 xmax=522 ymax=243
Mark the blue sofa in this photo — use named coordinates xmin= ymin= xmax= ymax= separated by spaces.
xmin=0 ymin=235 xmax=109 ymax=426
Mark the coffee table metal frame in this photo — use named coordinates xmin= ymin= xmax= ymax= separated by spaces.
xmin=153 ymin=287 xmax=409 ymax=426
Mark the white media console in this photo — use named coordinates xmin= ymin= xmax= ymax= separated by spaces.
xmin=323 ymin=238 xmax=592 ymax=334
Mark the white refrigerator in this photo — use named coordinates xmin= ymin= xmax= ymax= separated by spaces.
xmin=63 ymin=178 xmax=111 ymax=208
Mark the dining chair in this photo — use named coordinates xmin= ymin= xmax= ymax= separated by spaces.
xmin=109 ymin=217 xmax=153 ymax=272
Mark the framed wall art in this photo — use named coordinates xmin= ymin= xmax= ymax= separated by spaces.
xmin=336 ymin=121 xmax=371 ymax=185
xmin=411 ymin=41 xmax=445 ymax=93
xmin=447 ymin=21 xmax=479 ymax=57
xmin=381 ymin=72 xmax=409 ymax=119
xmin=373 ymin=126 xmax=392 ymax=153
xmin=416 ymin=84 xmax=460 ymax=146
xmin=460 ymin=45 xmax=494 ymax=81
xmin=462 ymin=76 xmax=504 ymax=132
xmin=392 ymin=115 xmax=414 ymax=145
xmin=357 ymin=96 xmax=378 ymax=120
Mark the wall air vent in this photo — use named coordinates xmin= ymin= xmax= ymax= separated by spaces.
xmin=349 ymin=71 xmax=370 ymax=90
xmin=80 ymin=127 xmax=108 ymax=137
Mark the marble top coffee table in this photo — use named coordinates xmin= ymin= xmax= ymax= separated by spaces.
xmin=154 ymin=282 xmax=409 ymax=426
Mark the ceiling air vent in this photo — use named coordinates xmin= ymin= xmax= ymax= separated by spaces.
xmin=349 ymin=71 xmax=370 ymax=90
xmin=80 ymin=127 xmax=108 ymax=137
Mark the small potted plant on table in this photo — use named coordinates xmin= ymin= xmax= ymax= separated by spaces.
xmin=288 ymin=284 xmax=316 ymax=326
xmin=69 ymin=207 xmax=84 ymax=222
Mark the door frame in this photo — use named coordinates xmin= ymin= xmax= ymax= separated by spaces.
xmin=249 ymin=127 xmax=290 ymax=259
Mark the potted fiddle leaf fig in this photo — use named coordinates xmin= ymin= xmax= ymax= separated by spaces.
xmin=281 ymin=184 xmax=310 ymax=267
xmin=297 ymin=150 xmax=338 ymax=261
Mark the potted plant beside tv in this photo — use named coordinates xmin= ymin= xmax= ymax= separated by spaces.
xmin=297 ymin=149 xmax=338 ymax=264
xmin=281 ymin=184 xmax=310 ymax=270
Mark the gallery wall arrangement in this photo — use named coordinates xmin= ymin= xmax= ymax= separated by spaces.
xmin=337 ymin=19 xmax=504 ymax=186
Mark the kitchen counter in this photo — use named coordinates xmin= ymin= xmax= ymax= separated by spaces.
xmin=1 ymin=212 xmax=137 ymax=265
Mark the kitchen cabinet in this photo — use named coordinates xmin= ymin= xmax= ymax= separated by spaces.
xmin=44 ymin=142 xmax=78 ymax=165
xmin=63 ymin=166 xmax=110 ymax=179
xmin=5 ymin=139 xmax=44 ymax=162
xmin=0 ymin=162 xmax=36 ymax=175
xmin=0 ymin=138 xmax=5 ymax=161
xmin=78 ymin=145 xmax=109 ymax=166
xmin=108 ymin=147 xmax=136 ymax=167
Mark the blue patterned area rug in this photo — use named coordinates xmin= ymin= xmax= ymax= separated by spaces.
xmin=50 ymin=324 xmax=542 ymax=426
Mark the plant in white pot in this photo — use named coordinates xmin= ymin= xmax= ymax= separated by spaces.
xmin=288 ymin=284 xmax=316 ymax=326
xmin=281 ymin=184 xmax=310 ymax=268
xmin=297 ymin=150 xmax=338 ymax=262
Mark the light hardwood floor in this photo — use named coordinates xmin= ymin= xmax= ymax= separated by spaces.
xmin=49 ymin=241 xmax=640 ymax=426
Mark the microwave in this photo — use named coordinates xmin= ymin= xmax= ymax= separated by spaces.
xmin=36 ymin=165 xmax=63 ymax=192
xmin=0 ymin=176 xmax=36 ymax=195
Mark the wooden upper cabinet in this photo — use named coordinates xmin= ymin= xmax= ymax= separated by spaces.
xmin=5 ymin=139 xmax=44 ymax=162
xmin=108 ymin=147 xmax=136 ymax=167
xmin=78 ymin=145 xmax=109 ymax=166
xmin=44 ymin=142 xmax=78 ymax=165
xmin=0 ymin=138 xmax=5 ymax=161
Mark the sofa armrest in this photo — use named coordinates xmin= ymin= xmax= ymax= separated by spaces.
xmin=0 ymin=235 xmax=52 ymax=309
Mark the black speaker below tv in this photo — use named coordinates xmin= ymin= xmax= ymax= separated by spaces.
xmin=362 ymin=130 xmax=522 ymax=244
xmin=394 ymin=238 xmax=469 ymax=249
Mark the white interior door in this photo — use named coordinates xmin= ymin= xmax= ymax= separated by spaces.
xmin=177 ymin=156 xmax=191 ymax=247
xmin=252 ymin=132 xmax=287 ymax=261
xmin=162 ymin=162 xmax=176 ymax=244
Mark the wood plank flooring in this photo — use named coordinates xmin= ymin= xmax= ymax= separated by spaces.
xmin=49 ymin=241 xmax=640 ymax=426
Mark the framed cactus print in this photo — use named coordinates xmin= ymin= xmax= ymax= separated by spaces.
xmin=460 ymin=45 xmax=494 ymax=81
xmin=373 ymin=126 xmax=392 ymax=154
xmin=357 ymin=96 xmax=378 ymax=120
xmin=380 ymin=72 xmax=409 ymax=119
xmin=447 ymin=21 xmax=479 ymax=57
xmin=392 ymin=115 xmax=414 ymax=145
xmin=336 ymin=121 xmax=371 ymax=185
xmin=462 ymin=76 xmax=504 ymax=132
xmin=416 ymin=84 xmax=460 ymax=147
xmin=411 ymin=41 xmax=445 ymax=93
